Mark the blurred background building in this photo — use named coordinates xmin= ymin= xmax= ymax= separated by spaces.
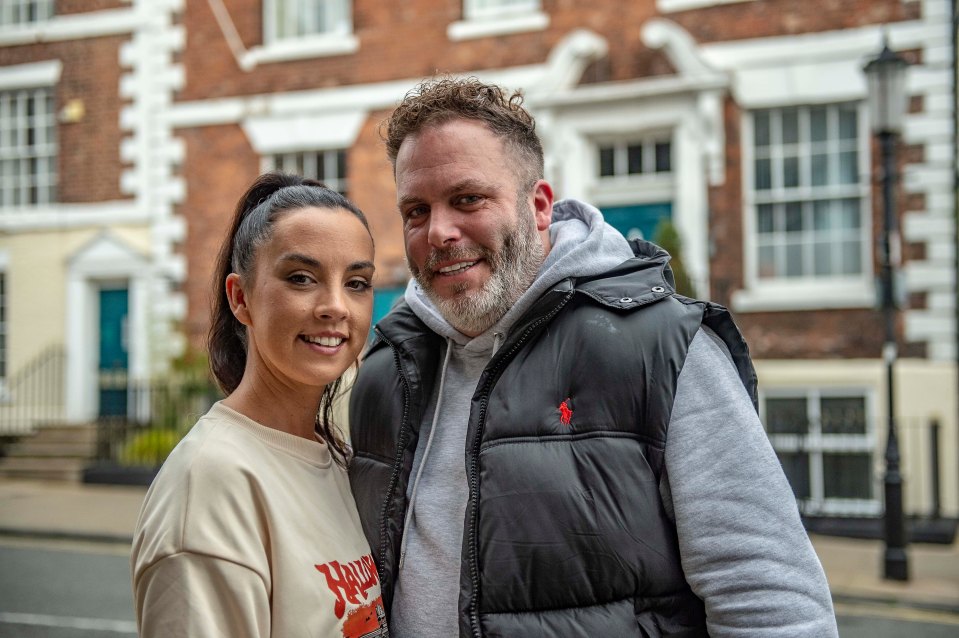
xmin=0 ymin=0 xmax=955 ymax=536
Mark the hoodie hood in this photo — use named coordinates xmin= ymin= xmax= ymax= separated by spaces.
xmin=404 ymin=199 xmax=635 ymax=353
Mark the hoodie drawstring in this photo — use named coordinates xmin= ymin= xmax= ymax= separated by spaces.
xmin=398 ymin=337 xmax=454 ymax=569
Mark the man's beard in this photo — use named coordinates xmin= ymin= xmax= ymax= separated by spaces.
xmin=409 ymin=201 xmax=545 ymax=335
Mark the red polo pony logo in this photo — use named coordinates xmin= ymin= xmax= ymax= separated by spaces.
xmin=559 ymin=398 xmax=573 ymax=426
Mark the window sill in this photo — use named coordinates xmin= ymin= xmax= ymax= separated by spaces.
xmin=447 ymin=11 xmax=549 ymax=41
xmin=242 ymin=33 xmax=359 ymax=69
xmin=731 ymin=280 xmax=875 ymax=312
xmin=0 ymin=8 xmax=137 ymax=46
xmin=657 ymin=0 xmax=756 ymax=12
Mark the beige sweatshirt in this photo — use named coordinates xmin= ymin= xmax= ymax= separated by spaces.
xmin=131 ymin=402 xmax=388 ymax=638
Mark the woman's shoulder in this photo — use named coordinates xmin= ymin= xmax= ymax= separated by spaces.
xmin=132 ymin=406 xmax=273 ymax=568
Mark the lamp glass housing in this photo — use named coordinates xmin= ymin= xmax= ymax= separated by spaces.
xmin=864 ymin=45 xmax=909 ymax=134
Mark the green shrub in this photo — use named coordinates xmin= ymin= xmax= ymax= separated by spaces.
xmin=120 ymin=427 xmax=182 ymax=467
xmin=652 ymin=219 xmax=696 ymax=298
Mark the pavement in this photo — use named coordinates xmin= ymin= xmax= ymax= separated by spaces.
xmin=1 ymin=478 xmax=958 ymax=615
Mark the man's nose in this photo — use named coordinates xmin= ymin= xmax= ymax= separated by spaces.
xmin=427 ymin=206 xmax=462 ymax=247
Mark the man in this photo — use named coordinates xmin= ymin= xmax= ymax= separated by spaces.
xmin=348 ymin=77 xmax=838 ymax=637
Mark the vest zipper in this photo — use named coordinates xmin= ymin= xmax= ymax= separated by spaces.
xmin=466 ymin=290 xmax=575 ymax=638
xmin=375 ymin=328 xmax=413 ymax=607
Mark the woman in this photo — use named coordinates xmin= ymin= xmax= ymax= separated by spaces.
xmin=131 ymin=173 xmax=389 ymax=637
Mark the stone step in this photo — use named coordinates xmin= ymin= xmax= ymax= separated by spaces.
xmin=0 ymin=456 xmax=86 ymax=482
xmin=0 ymin=424 xmax=99 ymax=482
xmin=28 ymin=424 xmax=98 ymax=445
xmin=6 ymin=440 xmax=98 ymax=458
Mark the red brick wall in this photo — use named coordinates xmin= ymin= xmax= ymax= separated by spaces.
xmin=176 ymin=112 xmax=410 ymax=349
xmin=0 ymin=36 xmax=126 ymax=203
xmin=347 ymin=111 xmax=409 ymax=289
xmin=709 ymin=97 xmax=746 ymax=310
xmin=174 ymin=0 xmax=926 ymax=356
xmin=739 ymin=308 xmax=889 ymax=359
xmin=177 ymin=124 xmax=261 ymax=348
xmin=178 ymin=0 xmax=673 ymax=99
xmin=670 ymin=0 xmax=918 ymax=42
xmin=57 ymin=0 xmax=127 ymax=15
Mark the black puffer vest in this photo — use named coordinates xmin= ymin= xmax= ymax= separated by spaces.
xmin=349 ymin=243 xmax=757 ymax=637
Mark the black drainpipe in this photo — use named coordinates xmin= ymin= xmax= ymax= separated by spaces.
xmin=952 ymin=0 xmax=958 ymax=507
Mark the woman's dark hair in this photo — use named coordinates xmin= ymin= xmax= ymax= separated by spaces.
xmin=208 ymin=172 xmax=371 ymax=465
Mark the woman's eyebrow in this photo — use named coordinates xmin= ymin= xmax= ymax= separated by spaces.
xmin=348 ymin=260 xmax=375 ymax=272
xmin=279 ymin=253 xmax=374 ymax=272
xmin=279 ymin=253 xmax=321 ymax=268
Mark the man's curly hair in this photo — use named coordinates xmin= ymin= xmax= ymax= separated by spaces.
xmin=382 ymin=77 xmax=544 ymax=187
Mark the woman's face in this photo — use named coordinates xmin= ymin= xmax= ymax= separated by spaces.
xmin=228 ymin=207 xmax=374 ymax=395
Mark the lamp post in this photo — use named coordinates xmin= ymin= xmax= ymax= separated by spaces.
xmin=864 ymin=40 xmax=909 ymax=582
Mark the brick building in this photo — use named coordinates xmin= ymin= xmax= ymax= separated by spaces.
xmin=1 ymin=0 xmax=956 ymax=523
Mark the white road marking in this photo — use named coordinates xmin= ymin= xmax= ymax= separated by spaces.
xmin=0 ymin=611 xmax=137 ymax=633
xmin=834 ymin=601 xmax=959 ymax=625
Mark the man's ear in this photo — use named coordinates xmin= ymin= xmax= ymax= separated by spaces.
xmin=531 ymin=179 xmax=554 ymax=232
xmin=226 ymin=273 xmax=252 ymax=327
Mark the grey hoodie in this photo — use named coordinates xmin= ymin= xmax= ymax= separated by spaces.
xmin=389 ymin=199 xmax=837 ymax=637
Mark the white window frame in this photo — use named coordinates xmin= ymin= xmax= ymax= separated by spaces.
xmin=264 ymin=0 xmax=351 ymax=43
xmin=448 ymin=0 xmax=548 ymax=41
xmin=0 ymin=85 xmax=57 ymax=208
xmin=253 ymin=0 xmax=358 ymax=64
xmin=0 ymin=0 xmax=53 ymax=27
xmin=264 ymin=149 xmax=348 ymax=196
xmin=590 ymin=132 xmax=675 ymax=210
xmin=597 ymin=136 xmax=673 ymax=178
xmin=761 ymin=387 xmax=879 ymax=517
xmin=735 ymin=102 xmax=875 ymax=312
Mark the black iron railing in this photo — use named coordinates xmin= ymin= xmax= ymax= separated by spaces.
xmin=95 ymin=374 xmax=221 ymax=468
xmin=0 ymin=344 xmax=65 ymax=435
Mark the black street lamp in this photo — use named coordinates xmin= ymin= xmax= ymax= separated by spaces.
xmin=864 ymin=39 xmax=910 ymax=582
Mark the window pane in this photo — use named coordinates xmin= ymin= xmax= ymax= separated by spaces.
xmin=784 ymin=242 xmax=803 ymax=277
xmin=315 ymin=151 xmax=327 ymax=179
xmin=813 ymin=241 xmax=833 ymax=276
xmin=777 ymin=452 xmax=811 ymax=499
xmin=813 ymin=200 xmax=833 ymax=230
xmin=755 ymin=158 xmax=771 ymax=190
xmin=758 ymin=245 xmax=776 ymax=278
xmin=839 ymin=106 xmax=857 ymax=140
xmin=757 ymin=204 xmax=774 ymax=234
xmin=0 ymin=88 xmax=57 ymax=206
xmin=599 ymin=147 xmax=614 ymax=177
xmin=810 ymin=107 xmax=828 ymax=142
xmin=627 ymin=144 xmax=643 ymax=174
xmin=655 ymin=141 xmax=671 ymax=172
xmin=754 ymin=111 xmax=771 ymax=148
xmin=821 ymin=396 xmax=866 ymax=434
xmin=839 ymin=150 xmax=858 ymax=184
xmin=783 ymin=156 xmax=800 ymax=188
xmin=749 ymin=103 xmax=861 ymax=283
xmin=766 ymin=398 xmax=808 ymax=434
xmin=839 ymin=198 xmax=860 ymax=230
xmin=272 ymin=0 xmax=345 ymax=39
xmin=810 ymin=152 xmax=828 ymax=186
xmin=337 ymin=149 xmax=347 ymax=178
xmin=823 ymin=453 xmax=872 ymax=499
xmin=785 ymin=202 xmax=803 ymax=232
xmin=781 ymin=108 xmax=799 ymax=144
xmin=840 ymin=240 xmax=862 ymax=275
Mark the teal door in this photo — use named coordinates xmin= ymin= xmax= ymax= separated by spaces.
xmin=98 ymin=288 xmax=129 ymax=418
xmin=599 ymin=202 xmax=673 ymax=242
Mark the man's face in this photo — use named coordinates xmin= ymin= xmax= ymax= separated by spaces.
xmin=394 ymin=119 xmax=553 ymax=336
